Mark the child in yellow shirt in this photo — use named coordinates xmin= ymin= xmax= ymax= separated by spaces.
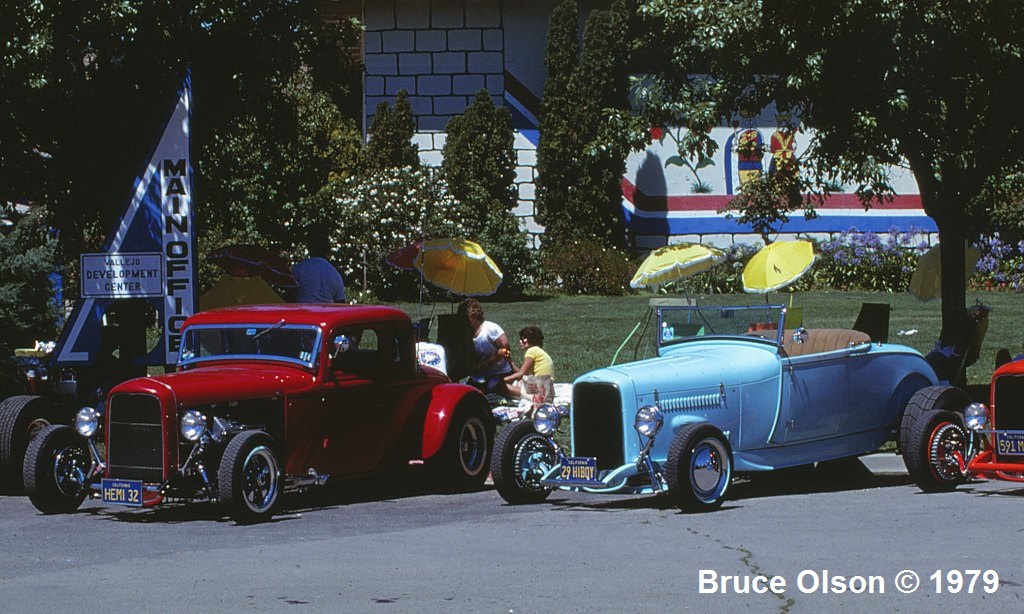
xmin=504 ymin=326 xmax=554 ymax=401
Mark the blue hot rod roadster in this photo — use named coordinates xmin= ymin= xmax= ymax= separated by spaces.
xmin=491 ymin=303 xmax=938 ymax=511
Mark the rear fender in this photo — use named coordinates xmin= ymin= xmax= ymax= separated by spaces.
xmin=421 ymin=383 xmax=488 ymax=459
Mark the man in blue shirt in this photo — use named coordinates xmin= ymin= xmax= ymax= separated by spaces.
xmin=292 ymin=234 xmax=346 ymax=303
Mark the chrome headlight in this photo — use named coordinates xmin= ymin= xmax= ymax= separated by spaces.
xmin=180 ymin=409 xmax=207 ymax=442
xmin=75 ymin=406 xmax=101 ymax=437
xmin=964 ymin=402 xmax=988 ymax=431
xmin=634 ymin=404 xmax=664 ymax=439
xmin=534 ymin=404 xmax=563 ymax=435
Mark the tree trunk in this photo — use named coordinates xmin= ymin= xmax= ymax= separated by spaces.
xmin=935 ymin=223 xmax=968 ymax=347
xmin=916 ymin=183 xmax=968 ymax=347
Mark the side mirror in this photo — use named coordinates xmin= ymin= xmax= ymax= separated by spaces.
xmin=332 ymin=334 xmax=353 ymax=358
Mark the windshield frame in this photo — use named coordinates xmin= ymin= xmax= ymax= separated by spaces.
xmin=178 ymin=322 xmax=323 ymax=370
xmin=656 ymin=304 xmax=788 ymax=350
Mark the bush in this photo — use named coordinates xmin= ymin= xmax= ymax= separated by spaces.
xmin=0 ymin=206 xmax=60 ymax=349
xmin=538 ymin=238 xmax=635 ymax=296
xmin=323 ymin=166 xmax=469 ymax=301
xmin=972 ymin=235 xmax=1024 ymax=292
xmin=809 ymin=227 xmax=926 ymax=293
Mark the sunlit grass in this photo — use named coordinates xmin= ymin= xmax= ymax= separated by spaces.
xmin=396 ymin=290 xmax=1020 ymax=386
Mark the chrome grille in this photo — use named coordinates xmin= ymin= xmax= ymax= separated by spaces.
xmin=107 ymin=393 xmax=164 ymax=482
xmin=572 ymin=382 xmax=624 ymax=471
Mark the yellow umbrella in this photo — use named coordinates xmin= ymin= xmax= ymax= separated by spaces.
xmin=414 ymin=238 xmax=503 ymax=296
xmin=742 ymin=240 xmax=815 ymax=293
xmin=630 ymin=243 xmax=726 ymax=289
xmin=909 ymin=244 xmax=981 ymax=301
xmin=199 ymin=275 xmax=284 ymax=310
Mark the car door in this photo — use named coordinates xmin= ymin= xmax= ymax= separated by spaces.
xmin=313 ymin=324 xmax=416 ymax=476
xmin=776 ymin=345 xmax=872 ymax=444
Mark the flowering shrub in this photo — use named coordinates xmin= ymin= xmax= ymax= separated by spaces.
xmin=324 ymin=166 xmax=470 ymax=300
xmin=809 ymin=227 xmax=927 ymax=293
xmin=538 ymin=238 xmax=635 ymax=296
xmin=972 ymin=235 xmax=1024 ymax=291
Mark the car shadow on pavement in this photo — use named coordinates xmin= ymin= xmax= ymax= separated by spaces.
xmin=544 ymin=459 xmax=914 ymax=513
xmin=81 ymin=466 xmax=491 ymax=524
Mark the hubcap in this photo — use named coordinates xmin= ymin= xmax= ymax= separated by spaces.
xmin=513 ymin=434 xmax=557 ymax=492
xmin=26 ymin=418 xmax=51 ymax=441
xmin=928 ymin=422 xmax=967 ymax=482
xmin=690 ymin=437 xmax=730 ymax=503
xmin=458 ymin=417 xmax=488 ymax=476
xmin=241 ymin=446 xmax=279 ymax=513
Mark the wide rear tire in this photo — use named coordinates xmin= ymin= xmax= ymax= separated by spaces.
xmin=1 ymin=395 xmax=58 ymax=491
xmin=218 ymin=431 xmax=281 ymax=524
xmin=24 ymin=425 xmax=90 ymax=514
xmin=491 ymin=421 xmax=556 ymax=505
xmin=905 ymin=409 xmax=968 ymax=492
xmin=666 ymin=423 xmax=732 ymax=512
xmin=899 ymin=385 xmax=969 ymax=455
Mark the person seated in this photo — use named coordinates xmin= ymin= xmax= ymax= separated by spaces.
xmin=504 ymin=326 xmax=554 ymax=402
xmin=457 ymin=298 xmax=513 ymax=398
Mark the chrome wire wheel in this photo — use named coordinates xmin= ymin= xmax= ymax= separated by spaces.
xmin=241 ymin=446 xmax=279 ymax=514
xmin=512 ymin=432 xmax=558 ymax=492
xmin=689 ymin=437 xmax=730 ymax=504
xmin=492 ymin=420 xmax=556 ymax=504
xmin=457 ymin=416 xmax=488 ymax=477
xmin=52 ymin=443 xmax=90 ymax=498
xmin=927 ymin=421 xmax=967 ymax=483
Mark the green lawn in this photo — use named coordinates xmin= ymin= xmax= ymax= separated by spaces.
xmin=396 ymin=290 xmax=1020 ymax=386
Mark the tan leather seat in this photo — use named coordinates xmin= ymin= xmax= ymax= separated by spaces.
xmin=782 ymin=328 xmax=871 ymax=358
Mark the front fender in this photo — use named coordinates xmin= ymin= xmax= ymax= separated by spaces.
xmin=421 ymin=383 xmax=489 ymax=459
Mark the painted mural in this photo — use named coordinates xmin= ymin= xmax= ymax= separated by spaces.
xmin=622 ymin=106 xmax=934 ymax=240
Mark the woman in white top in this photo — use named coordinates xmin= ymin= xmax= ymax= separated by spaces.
xmin=457 ymin=298 xmax=513 ymax=398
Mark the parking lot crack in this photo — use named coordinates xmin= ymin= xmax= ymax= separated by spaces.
xmin=687 ymin=528 xmax=796 ymax=613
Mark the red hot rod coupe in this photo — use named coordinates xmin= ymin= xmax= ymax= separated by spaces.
xmin=22 ymin=305 xmax=493 ymax=523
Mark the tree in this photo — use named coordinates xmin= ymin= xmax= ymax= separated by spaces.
xmin=0 ymin=205 xmax=59 ymax=349
xmin=203 ymin=69 xmax=363 ymax=267
xmin=443 ymin=90 xmax=533 ymax=296
xmin=358 ymin=90 xmax=420 ymax=174
xmin=1 ymin=1 xmax=362 ymax=289
xmin=632 ymin=0 xmax=1024 ymax=343
xmin=535 ymin=0 xmax=632 ymax=249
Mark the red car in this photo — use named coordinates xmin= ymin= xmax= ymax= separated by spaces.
xmin=22 ymin=305 xmax=493 ymax=523
xmin=904 ymin=358 xmax=1024 ymax=491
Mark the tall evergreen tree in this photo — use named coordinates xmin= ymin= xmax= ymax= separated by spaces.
xmin=534 ymin=0 xmax=581 ymax=243
xmin=443 ymin=90 xmax=533 ymax=296
xmin=359 ymin=90 xmax=420 ymax=174
xmin=535 ymin=0 xmax=632 ymax=249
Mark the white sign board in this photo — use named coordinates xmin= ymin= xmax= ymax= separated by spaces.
xmin=81 ymin=252 xmax=164 ymax=298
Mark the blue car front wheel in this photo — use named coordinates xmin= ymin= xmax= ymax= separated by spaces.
xmin=666 ymin=423 xmax=732 ymax=512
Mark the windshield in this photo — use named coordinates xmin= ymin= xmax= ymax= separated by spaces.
xmin=658 ymin=304 xmax=786 ymax=347
xmin=178 ymin=323 xmax=322 ymax=368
